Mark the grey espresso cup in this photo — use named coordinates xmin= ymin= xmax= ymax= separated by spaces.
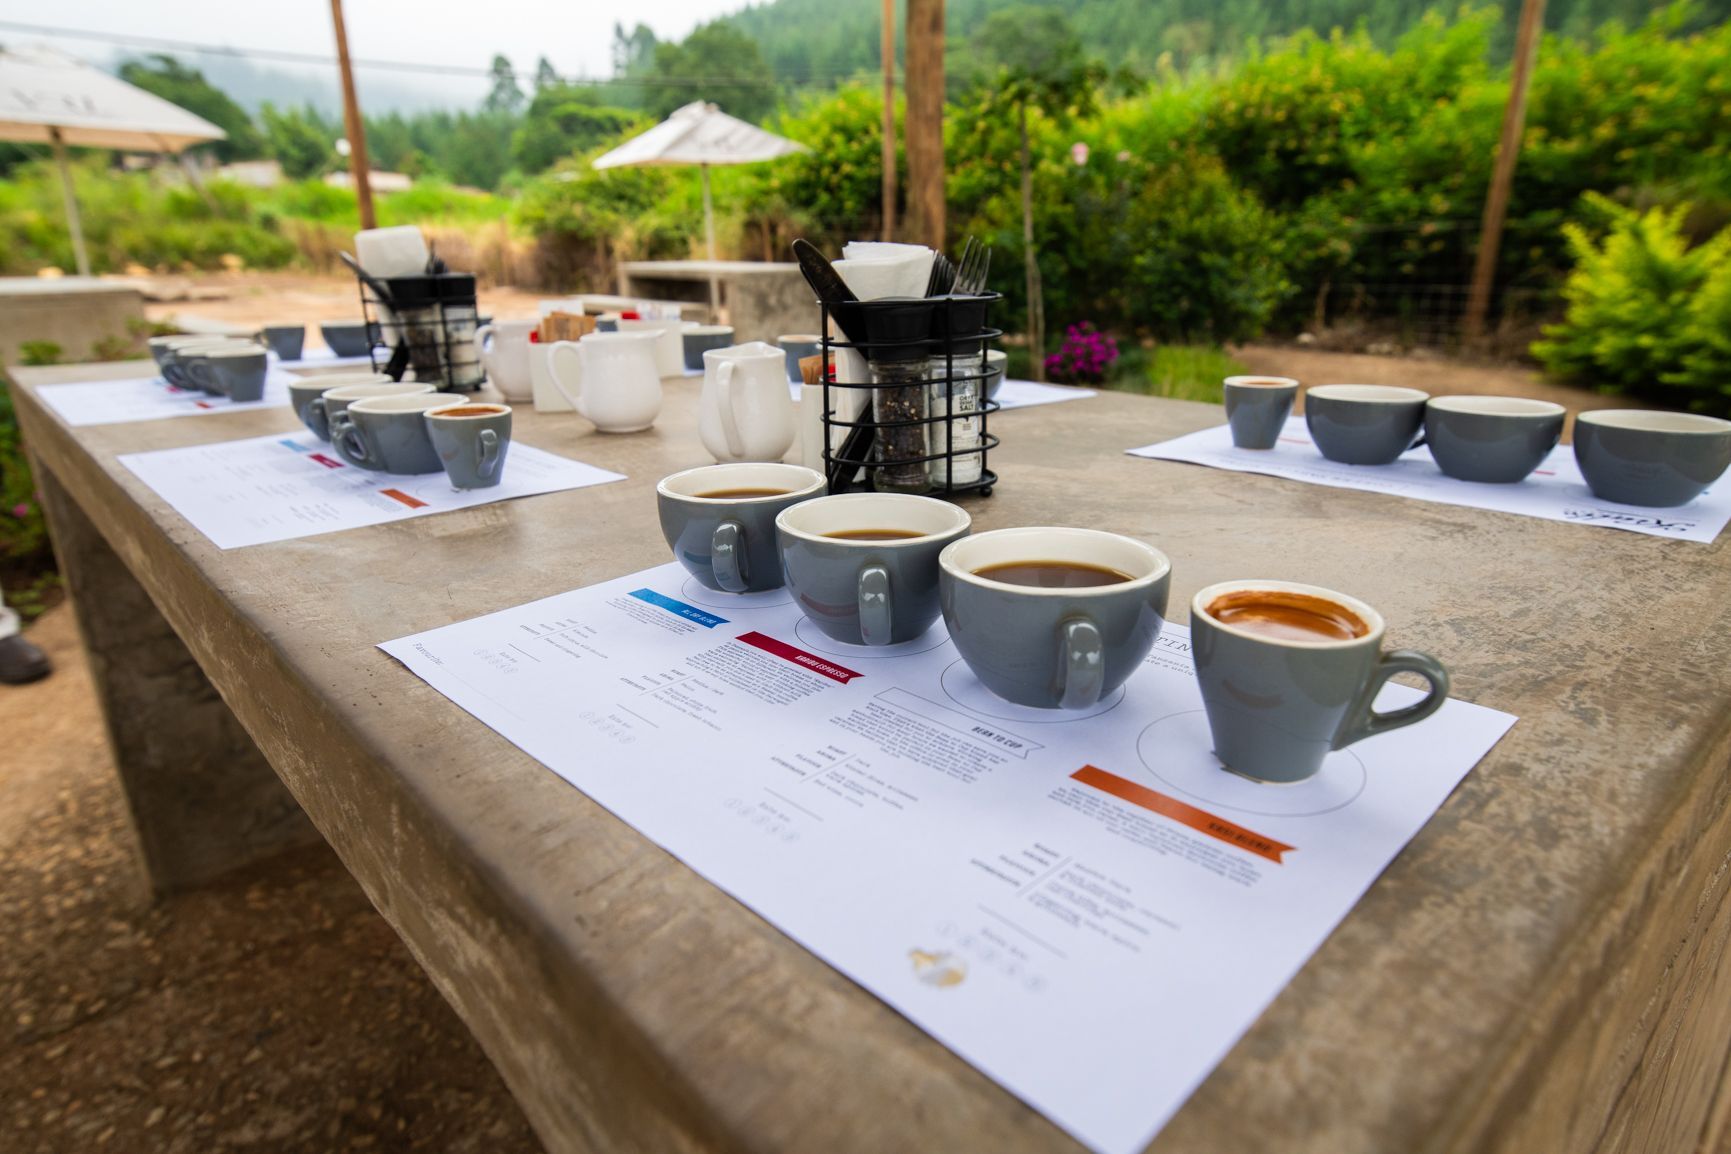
xmin=778 ymin=334 xmax=822 ymax=384
xmin=163 ymin=339 xmax=254 ymax=392
xmin=777 ymin=494 xmax=972 ymax=646
xmin=304 ymin=379 xmax=429 ymax=442
xmin=1305 ymin=384 xmax=1430 ymax=465
xmin=939 ymin=528 xmax=1172 ymax=710
xmin=331 ymin=391 xmax=462 ymax=474
xmin=984 ymin=349 xmax=1007 ymax=402
xmin=1223 ymin=375 xmax=1299 ymax=450
xmin=1191 ymin=580 xmax=1449 ymax=785
xmin=425 ymin=402 xmax=513 ymax=489
xmin=658 ymin=463 xmax=827 ymax=593
xmin=260 ymin=324 xmax=306 ymax=360
xmin=1573 ymin=409 xmax=1731 ymax=507
xmin=683 ymin=325 xmax=736 ymax=371
xmin=320 ymin=321 xmax=373 ymax=358
xmin=1425 ymin=395 xmax=1565 ymax=483
xmin=188 ymin=346 xmax=269 ymax=402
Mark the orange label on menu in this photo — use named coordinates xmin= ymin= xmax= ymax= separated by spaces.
xmin=1071 ymin=765 xmax=1296 ymax=864
xmin=380 ymin=488 xmax=427 ymax=509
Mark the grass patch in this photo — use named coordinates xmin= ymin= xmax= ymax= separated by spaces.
xmin=1103 ymin=345 xmax=1245 ymax=404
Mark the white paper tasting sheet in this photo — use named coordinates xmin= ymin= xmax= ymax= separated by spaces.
xmin=36 ymin=368 xmax=297 ymax=427
xmin=381 ymin=561 xmax=1515 ymax=1154
xmin=994 ymin=379 xmax=1097 ymax=411
xmin=119 ymin=431 xmax=625 ymax=549
xmin=1129 ymin=416 xmax=1731 ymax=543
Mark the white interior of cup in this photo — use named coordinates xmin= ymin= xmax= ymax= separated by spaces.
xmin=426 ymin=402 xmax=511 ymax=421
xmin=1224 ymin=375 xmax=1298 ymax=390
xmin=347 ymin=391 xmax=462 ymax=413
xmin=1307 ymin=384 xmax=1430 ymax=403
xmin=778 ymin=334 xmax=822 ymax=345
xmin=685 ymin=325 xmax=734 ymax=337
xmin=1576 ymin=409 xmax=1731 ymax=434
xmin=201 ymin=346 xmax=267 ymax=360
xmin=940 ymin=527 xmax=1170 ymax=595
xmin=777 ymin=493 xmax=970 ymax=543
xmin=324 ymin=381 xmax=432 ymax=401
xmin=658 ymin=462 xmax=825 ymax=501
xmin=1427 ymin=395 xmax=1564 ymax=416
xmin=1192 ymin=579 xmax=1386 ymax=649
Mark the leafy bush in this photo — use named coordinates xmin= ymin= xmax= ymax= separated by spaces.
xmin=1532 ymin=195 xmax=1731 ymax=414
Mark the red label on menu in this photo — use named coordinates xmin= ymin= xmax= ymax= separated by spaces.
xmin=736 ymin=631 xmax=862 ymax=684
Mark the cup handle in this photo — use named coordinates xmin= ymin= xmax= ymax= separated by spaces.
xmin=477 ymin=428 xmax=501 ymax=479
xmin=858 ymin=565 xmax=892 ymax=646
xmin=711 ymin=520 xmax=748 ymax=592
xmin=1057 ymin=617 xmax=1105 ymax=710
xmin=330 ymin=413 xmax=376 ymax=469
xmin=1333 ymin=649 xmax=1450 ymax=749
xmin=715 ymin=360 xmax=746 ymax=460
xmin=306 ymin=396 xmax=331 ymax=441
xmin=547 ymin=340 xmax=585 ymax=414
xmin=188 ymin=360 xmax=220 ymax=394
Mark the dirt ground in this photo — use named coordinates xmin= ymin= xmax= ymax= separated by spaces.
xmin=0 ymin=607 xmax=541 ymax=1153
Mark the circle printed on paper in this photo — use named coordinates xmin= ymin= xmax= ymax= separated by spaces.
xmin=1134 ymin=710 xmax=1366 ymax=817
xmin=939 ymin=658 xmax=1126 ymax=723
xmin=792 ymin=615 xmax=951 ymax=659
xmin=679 ymin=576 xmax=793 ymax=609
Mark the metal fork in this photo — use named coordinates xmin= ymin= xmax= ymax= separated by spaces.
xmin=954 ymin=237 xmax=991 ymax=295
xmin=925 ymin=249 xmax=956 ymax=297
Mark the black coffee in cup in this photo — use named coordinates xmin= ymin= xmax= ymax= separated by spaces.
xmin=974 ymin=561 xmax=1134 ymax=588
xmin=1205 ymin=589 xmax=1371 ymax=642
xmin=696 ymin=487 xmax=793 ymax=499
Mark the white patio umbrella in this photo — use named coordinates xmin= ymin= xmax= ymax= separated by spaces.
xmin=0 ymin=47 xmax=225 ymax=275
xmin=591 ymin=101 xmax=807 ymax=311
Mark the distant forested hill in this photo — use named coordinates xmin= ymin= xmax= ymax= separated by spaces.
xmin=716 ymin=0 xmax=1731 ymax=84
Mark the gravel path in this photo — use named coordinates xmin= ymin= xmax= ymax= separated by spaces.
xmin=0 ymin=605 xmax=541 ymax=1153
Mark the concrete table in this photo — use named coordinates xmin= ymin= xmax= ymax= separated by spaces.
xmin=0 ymin=277 xmax=145 ymax=364
xmin=12 ymin=360 xmax=1731 ymax=1154
xmin=618 ymin=261 xmax=812 ymax=343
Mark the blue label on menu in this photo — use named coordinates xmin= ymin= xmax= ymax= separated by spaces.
xmin=629 ymin=588 xmax=728 ymax=628
xmin=279 ymin=439 xmax=311 ymax=452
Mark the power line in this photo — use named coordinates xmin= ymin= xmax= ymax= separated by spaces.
xmin=0 ymin=19 xmax=889 ymax=89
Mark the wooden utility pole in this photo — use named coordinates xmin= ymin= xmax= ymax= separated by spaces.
xmin=330 ymin=0 xmax=377 ymax=230
xmin=881 ymin=0 xmax=897 ymax=241
xmin=903 ymin=0 xmax=945 ymax=251
xmin=1463 ymin=0 xmax=1547 ymax=341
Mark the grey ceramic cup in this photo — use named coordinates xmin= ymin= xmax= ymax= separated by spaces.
xmin=188 ymin=346 xmax=270 ymax=402
xmin=1424 ymin=396 xmax=1565 ymax=483
xmin=1223 ymin=375 xmax=1300 ymax=450
xmin=305 ymin=380 xmax=430 ymax=442
xmin=147 ymin=335 xmax=192 ymax=367
xmin=163 ymin=339 xmax=255 ymax=392
xmin=331 ymin=391 xmax=465 ymax=474
xmin=260 ymin=324 xmax=305 ymax=361
xmin=984 ymin=349 xmax=1007 ymax=402
xmin=777 ymin=494 xmax=972 ymax=646
xmin=320 ymin=321 xmax=372 ymax=357
xmin=1305 ymin=384 xmax=1430 ymax=465
xmin=1573 ymin=409 xmax=1731 ymax=507
xmin=683 ymin=325 xmax=736 ymax=371
xmin=425 ymin=402 xmax=513 ymax=489
xmin=778 ymin=334 xmax=823 ymax=384
xmin=939 ymin=528 xmax=1171 ymax=710
xmin=657 ymin=463 xmax=827 ymax=593
xmin=1191 ymin=580 xmax=1450 ymax=784
xmin=285 ymin=373 xmax=390 ymax=439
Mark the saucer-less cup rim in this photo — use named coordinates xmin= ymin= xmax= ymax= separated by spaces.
xmin=425 ymin=401 xmax=513 ymax=420
xmin=939 ymin=526 xmax=1171 ymax=597
xmin=348 ymin=391 xmax=464 ymax=416
xmin=1223 ymin=375 xmax=1299 ymax=392
xmin=1575 ymin=409 xmax=1731 ymax=435
xmin=659 ymin=463 xmax=826 ymax=593
xmin=1307 ymin=383 xmax=1430 ymax=404
xmin=685 ymin=324 xmax=736 ymax=338
xmin=776 ymin=492 xmax=971 ymax=545
xmin=1426 ymin=395 xmax=1565 ymax=418
xmin=1192 ymin=578 xmax=1385 ymax=650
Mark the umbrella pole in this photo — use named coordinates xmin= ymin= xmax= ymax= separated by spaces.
xmin=702 ymin=163 xmax=719 ymax=320
xmin=49 ymin=127 xmax=92 ymax=277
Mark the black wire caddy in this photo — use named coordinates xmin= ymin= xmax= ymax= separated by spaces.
xmin=351 ymin=269 xmax=485 ymax=392
xmin=815 ymin=292 xmax=1003 ymax=499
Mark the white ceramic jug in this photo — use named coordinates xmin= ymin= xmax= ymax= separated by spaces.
xmin=700 ymin=342 xmax=797 ymax=463
xmin=549 ymin=332 xmax=663 ymax=433
xmin=474 ymin=320 xmax=534 ymax=402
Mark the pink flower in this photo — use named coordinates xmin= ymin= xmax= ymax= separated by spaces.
xmin=1070 ymin=142 xmax=1090 ymax=166
xmin=11 ymin=502 xmax=30 ymax=518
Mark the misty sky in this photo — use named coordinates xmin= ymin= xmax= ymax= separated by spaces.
xmin=6 ymin=0 xmax=747 ymax=107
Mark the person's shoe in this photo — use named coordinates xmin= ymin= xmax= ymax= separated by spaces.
xmin=0 ymin=634 xmax=51 ymax=685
